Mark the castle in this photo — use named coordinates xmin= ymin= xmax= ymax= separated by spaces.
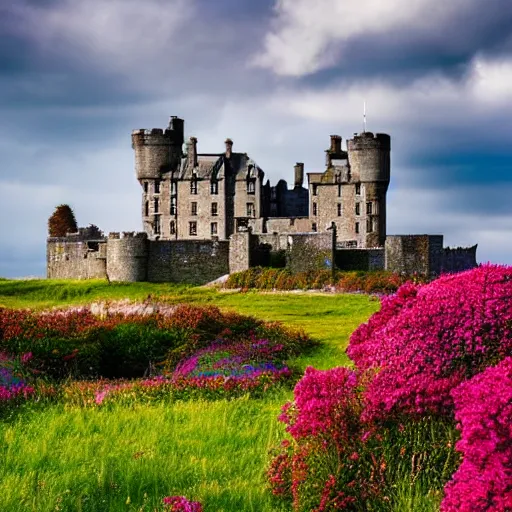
xmin=47 ymin=116 xmax=478 ymax=283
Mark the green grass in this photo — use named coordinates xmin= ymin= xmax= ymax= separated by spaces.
xmin=0 ymin=279 xmax=385 ymax=511
xmin=0 ymin=397 xmax=291 ymax=512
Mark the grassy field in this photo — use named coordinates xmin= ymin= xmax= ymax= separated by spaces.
xmin=0 ymin=279 xmax=380 ymax=511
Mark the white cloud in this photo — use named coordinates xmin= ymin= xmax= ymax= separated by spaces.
xmin=253 ymin=0 xmax=485 ymax=76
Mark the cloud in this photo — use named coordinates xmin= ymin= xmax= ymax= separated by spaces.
xmin=252 ymin=0 xmax=512 ymax=77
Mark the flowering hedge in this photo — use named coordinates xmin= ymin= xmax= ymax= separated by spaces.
xmin=348 ymin=264 xmax=512 ymax=421
xmin=162 ymin=496 xmax=203 ymax=512
xmin=0 ymin=304 xmax=312 ymax=381
xmin=441 ymin=357 xmax=512 ymax=512
xmin=225 ymin=267 xmax=426 ymax=294
xmin=63 ymin=337 xmax=297 ymax=406
xmin=269 ymin=264 xmax=512 ymax=510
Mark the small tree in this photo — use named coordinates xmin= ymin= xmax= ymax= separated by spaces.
xmin=48 ymin=204 xmax=78 ymax=237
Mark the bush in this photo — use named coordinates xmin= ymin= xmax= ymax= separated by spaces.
xmin=0 ymin=304 xmax=312 ymax=382
xmin=441 ymin=357 xmax=512 ymax=512
xmin=348 ymin=264 xmax=512 ymax=421
xmin=225 ymin=268 xmax=421 ymax=294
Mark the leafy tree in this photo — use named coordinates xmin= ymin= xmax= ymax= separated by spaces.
xmin=48 ymin=204 xmax=78 ymax=237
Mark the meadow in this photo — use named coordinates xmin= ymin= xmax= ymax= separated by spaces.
xmin=0 ymin=279 xmax=379 ymax=511
xmin=2 ymin=269 xmax=510 ymax=512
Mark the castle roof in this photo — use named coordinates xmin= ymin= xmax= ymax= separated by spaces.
xmin=178 ymin=152 xmax=264 ymax=181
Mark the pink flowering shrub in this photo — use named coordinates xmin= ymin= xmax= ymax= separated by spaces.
xmin=348 ymin=264 xmax=512 ymax=420
xmin=268 ymin=367 xmax=387 ymax=511
xmin=162 ymin=495 xmax=202 ymax=512
xmin=441 ymin=357 xmax=512 ymax=512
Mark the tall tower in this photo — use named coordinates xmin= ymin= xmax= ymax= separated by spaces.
xmin=347 ymin=132 xmax=390 ymax=247
xmin=131 ymin=116 xmax=184 ymax=237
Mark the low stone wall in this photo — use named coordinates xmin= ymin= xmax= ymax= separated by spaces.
xmin=441 ymin=245 xmax=478 ymax=274
xmin=286 ymin=233 xmax=332 ymax=273
xmin=148 ymin=239 xmax=229 ymax=284
xmin=335 ymin=248 xmax=385 ymax=271
xmin=385 ymin=235 xmax=442 ymax=276
xmin=47 ymin=239 xmax=107 ymax=279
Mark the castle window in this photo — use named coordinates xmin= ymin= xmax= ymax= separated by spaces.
xmin=355 ymin=183 xmax=361 ymax=195
xmin=171 ymin=181 xmax=177 ymax=195
xmin=355 ymin=203 xmax=360 ymax=216
xmin=190 ymin=179 xmax=198 ymax=195
xmin=271 ymin=188 xmax=277 ymax=200
xmin=170 ymin=221 xmax=176 ymax=235
xmin=247 ymin=180 xmax=256 ymax=194
xmin=170 ymin=196 xmax=177 ymax=215
xmin=154 ymin=180 xmax=161 ymax=194
xmin=337 ymin=204 xmax=342 ymax=217
xmin=211 ymin=222 xmax=218 ymax=235
xmin=154 ymin=198 xmax=159 ymax=214
xmin=366 ymin=218 xmax=373 ymax=233
xmin=247 ymin=203 xmax=255 ymax=217
xmin=211 ymin=181 xmax=218 ymax=195
xmin=189 ymin=221 xmax=197 ymax=236
xmin=211 ymin=202 xmax=218 ymax=216
xmin=312 ymin=222 xmax=317 ymax=232
xmin=312 ymin=184 xmax=318 ymax=196
xmin=144 ymin=182 xmax=149 ymax=194
xmin=191 ymin=202 xmax=198 ymax=216
xmin=145 ymin=201 xmax=149 ymax=217
xmin=355 ymin=222 xmax=360 ymax=234
xmin=366 ymin=202 xmax=373 ymax=215
xmin=313 ymin=203 xmax=317 ymax=216
xmin=338 ymin=184 xmax=342 ymax=197
xmin=154 ymin=217 xmax=161 ymax=235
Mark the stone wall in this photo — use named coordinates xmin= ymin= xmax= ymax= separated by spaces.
xmin=441 ymin=245 xmax=478 ymax=274
xmin=148 ymin=239 xmax=229 ymax=284
xmin=335 ymin=248 xmax=385 ymax=271
xmin=47 ymin=239 xmax=107 ymax=279
xmin=286 ymin=232 xmax=332 ymax=273
xmin=385 ymin=235 xmax=444 ymax=277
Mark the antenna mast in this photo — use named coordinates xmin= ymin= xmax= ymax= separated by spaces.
xmin=363 ymin=100 xmax=367 ymax=133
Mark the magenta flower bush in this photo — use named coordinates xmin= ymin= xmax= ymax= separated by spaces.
xmin=269 ymin=366 xmax=386 ymax=511
xmin=441 ymin=357 xmax=512 ymax=512
xmin=348 ymin=264 xmax=512 ymax=420
xmin=162 ymin=495 xmax=203 ymax=512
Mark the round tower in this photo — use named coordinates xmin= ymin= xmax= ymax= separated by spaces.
xmin=347 ymin=132 xmax=390 ymax=183
xmin=106 ymin=232 xmax=148 ymax=282
xmin=347 ymin=132 xmax=391 ymax=248
xmin=131 ymin=116 xmax=184 ymax=181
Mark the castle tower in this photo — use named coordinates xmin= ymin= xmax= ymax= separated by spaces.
xmin=347 ymin=132 xmax=390 ymax=247
xmin=106 ymin=232 xmax=149 ymax=282
xmin=131 ymin=116 xmax=185 ymax=238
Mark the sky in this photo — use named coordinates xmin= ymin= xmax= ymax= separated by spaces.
xmin=1 ymin=0 xmax=512 ymax=277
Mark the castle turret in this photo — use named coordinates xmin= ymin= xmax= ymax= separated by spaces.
xmin=131 ymin=116 xmax=184 ymax=181
xmin=347 ymin=132 xmax=391 ymax=247
xmin=106 ymin=232 xmax=148 ymax=282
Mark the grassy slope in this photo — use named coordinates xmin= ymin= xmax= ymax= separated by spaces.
xmin=0 ymin=279 xmax=379 ymax=511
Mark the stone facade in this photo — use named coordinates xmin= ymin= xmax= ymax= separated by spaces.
xmin=132 ymin=116 xmax=389 ymax=248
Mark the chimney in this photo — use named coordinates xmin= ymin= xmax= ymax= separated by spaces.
xmin=225 ymin=138 xmax=233 ymax=158
xmin=330 ymin=135 xmax=342 ymax=154
xmin=188 ymin=136 xmax=198 ymax=167
xmin=294 ymin=162 xmax=304 ymax=188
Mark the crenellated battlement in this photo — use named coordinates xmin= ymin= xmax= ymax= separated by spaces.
xmin=347 ymin=132 xmax=391 ymax=151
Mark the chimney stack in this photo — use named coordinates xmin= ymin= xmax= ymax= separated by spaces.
xmin=294 ymin=162 xmax=304 ymax=188
xmin=330 ymin=135 xmax=342 ymax=155
xmin=188 ymin=136 xmax=198 ymax=167
xmin=225 ymin=138 xmax=233 ymax=158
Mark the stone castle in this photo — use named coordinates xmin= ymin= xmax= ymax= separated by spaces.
xmin=47 ymin=116 xmax=478 ymax=283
